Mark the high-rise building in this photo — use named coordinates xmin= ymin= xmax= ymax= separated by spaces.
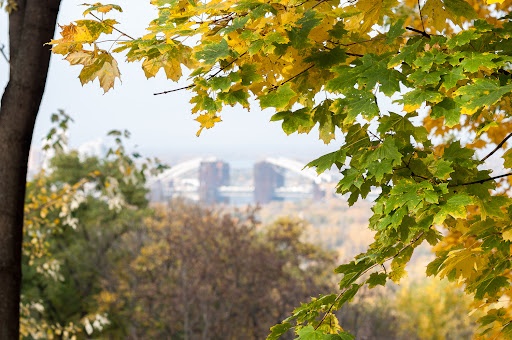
xmin=199 ymin=160 xmax=230 ymax=204
xmin=253 ymin=161 xmax=284 ymax=204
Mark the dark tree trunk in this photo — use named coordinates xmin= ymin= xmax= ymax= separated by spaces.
xmin=0 ymin=0 xmax=61 ymax=338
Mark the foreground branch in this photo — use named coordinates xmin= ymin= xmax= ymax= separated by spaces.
xmin=449 ymin=173 xmax=512 ymax=187
xmin=481 ymin=132 xmax=512 ymax=162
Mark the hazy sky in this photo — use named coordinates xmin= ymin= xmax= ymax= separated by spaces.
xmin=0 ymin=2 xmax=336 ymax=163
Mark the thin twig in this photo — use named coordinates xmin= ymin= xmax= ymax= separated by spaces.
xmin=269 ymin=64 xmax=315 ymax=92
xmin=207 ymin=51 xmax=247 ymax=80
xmin=346 ymin=52 xmax=364 ymax=57
xmin=0 ymin=43 xmax=9 ymax=64
xmin=482 ymin=132 xmax=512 ymax=162
xmin=154 ymin=84 xmax=195 ymax=96
xmin=448 ymin=173 xmax=512 ymax=187
xmin=154 ymin=52 xmax=248 ymax=96
xmin=90 ymin=13 xmax=135 ymax=40
xmin=417 ymin=0 xmax=426 ymax=34
xmin=405 ymin=26 xmax=430 ymax=38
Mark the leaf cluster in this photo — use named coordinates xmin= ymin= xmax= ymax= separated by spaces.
xmin=52 ymin=0 xmax=512 ymax=338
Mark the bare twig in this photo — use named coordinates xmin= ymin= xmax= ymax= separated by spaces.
xmin=90 ymin=13 xmax=135 ymax=40
xmin=0 ymin=43 xmax=9 ymax=64
xmin=448 ymin=173 xmax=512 ymax=187
xmin=154 ymin=84 xmax=195 ymax=96
xmin=417 ymin=0 xmax=426 ymax=34
xmin=482 ymin=132 xmax=512 ymax=162
xmin=406 ymin=26 xmax=430 ymax=38
xmin=269 ymin=64 xmax=315 ymax=92
xmin=154 ymin=52 xmax=248 ymax=96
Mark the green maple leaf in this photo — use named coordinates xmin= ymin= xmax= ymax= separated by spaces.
xmin=474 ymin=276 xmax=509 ymax=300
xmin=446 ymin=28 xmax=482 ymax=49
xmin=218 ymin=89 xmax=249 ymax=107
xmin=209 ymin=76 xmax=231 ymax=91
xmin=440 ymin=67 xmax=466 ymax=91
xmin=288 ymin=10 xmax=321 ymax=49
xmin=433 ymin=193 xmax=473 ymax=225
xmin=370 ymin=138 xmax=403 ymax=166
xmin=367 ymin=159 xmax=393 ymax=182
xmin=444 ymin=0 xmax=477 ymax=20
xmin=343 ymin=89 xmax=379 ymax=124
xmin=460 ymin=52 xmax=500 ymax=73
xmin=270 ymin=108 xmax=314 ymax=135
xmin=357 ymin=54 xmax=405 ymax=95
xmin=304 ymin=46 xmax=347 ymax=69
xmin=260 ymin=84 xmax=296 ymax=110
xmin=190 ymin=93 xmax=218 ymax=112
xmin=239 ymin=64 xmax=262 ymax=85
xmin=413 ymin=50 xmax=447 ymax=71
xmin=326 ymin=65 xmax=360 ymax=92
xmin=431 ymin=98 xmax=460 ymax=127
xmin=399 ymin=89 xmax=443 ymax=108
xmin=388 ymin=39 xmax=423 ymax=68
xmin=408 ymin=70 xmax=443 ymax=86
xmin=313 ymin=100 xmax=336 ymax=143
xmin=503 ymin=148 xmax=512 ymax=168
xmin=267 ymin=322 xmax=292 ymax=340
xmin=306 ymin=149 xmax=346 ymax=174
xmin=455 ymin=78 xmax=512 ymax=115
xmin=367 ymin=272 xmax=387 ymax=288
xmin=429 ymin=158 xmax=454 ymax=180
xmin=386 ymin=18 xmax=405 ymax=43
xmin=195 ymin=39 xmax=230 ymax=64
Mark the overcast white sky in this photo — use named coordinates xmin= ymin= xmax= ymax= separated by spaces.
xmin=0 ymin=1 xmax=335 ymax=163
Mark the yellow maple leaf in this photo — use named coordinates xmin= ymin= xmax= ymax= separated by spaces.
xmin=66 ymin=49 xmax=121 ymax=93
xmin=422 ymin=0 xmax=451 ymax=32
xmin=142 ymin=54 xmax=182 ymax=81
xmin=195 ymin=114 xmax=222 ymax=136
xmin=486 ymin=0 xmax=505 ymax=3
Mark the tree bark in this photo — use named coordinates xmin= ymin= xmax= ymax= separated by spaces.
xmin=0 ymin=0 xmax=61 ymax=338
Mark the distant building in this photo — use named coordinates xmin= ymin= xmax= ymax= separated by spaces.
xmin=199 ymin=160 xmax=230 ymax=205
xmin=253 ymin=161 xmax=284 ymax=204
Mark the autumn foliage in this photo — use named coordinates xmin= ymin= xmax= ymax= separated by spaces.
xmin=48 ymin=0 xmax=512 ymax=338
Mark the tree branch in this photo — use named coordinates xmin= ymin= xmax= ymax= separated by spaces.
xmin=90 ymin=13 xmax=135 ymax=40
xmin=0 ymin=44 xmax=9 ymax=64
xmin=154 ymin=52 xmax=248 ymax=96
xmin=417 ymin=0 xmax=426 ymax=34
xmin=269 ymin=64 xmax=315 ymax=92
xmin=314 ymin=231 xmax=425 ymax=331
xmin=405 ymin=26 xmax=430 ymax=39
xmin=448 ymin=173 xmax=512 ymax=187
xmin=481 ymin=132 xmax=512 ymax=162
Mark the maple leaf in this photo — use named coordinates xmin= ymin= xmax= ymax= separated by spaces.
xmin=455 ymin=79 xmax=512 ymax=115
xmin=82 ymin=3 xmax=123 ymax=16
xmin=195 ymin=114 xmax=222 ymax=136
xmin=433 ymin=193 xmax=473 ymax=225
xmin=52 ymin=0 xmax=512 ymax=336
xmin=260 ymin=84 xmax=296 ymax=110
xmin=65 ymin=49 xmax=121 ymax=93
